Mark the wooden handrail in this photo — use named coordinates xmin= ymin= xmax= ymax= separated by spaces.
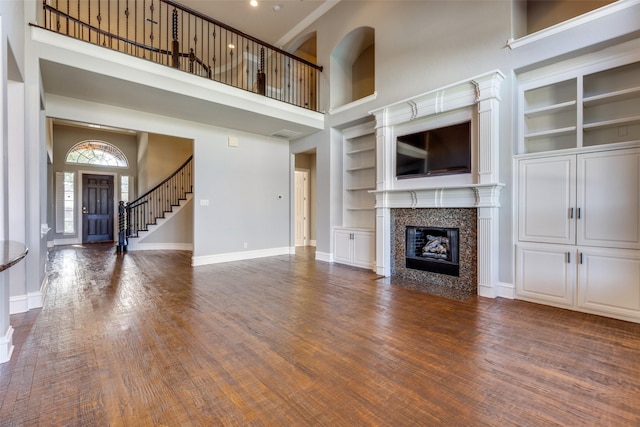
xmin=129 ymin=155 xmax=193 ymax=208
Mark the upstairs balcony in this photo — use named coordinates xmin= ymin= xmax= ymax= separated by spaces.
xmin=40 ymin=0 xmax=322 ymax=113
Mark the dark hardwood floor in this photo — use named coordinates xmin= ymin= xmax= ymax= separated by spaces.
xmin=1 ymin=244 xmax=639 ymax=426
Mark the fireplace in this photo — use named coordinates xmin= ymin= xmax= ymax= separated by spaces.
xmin=370 ymin=70 xmax=505 ymax=298
xmin=405 ymin=226 xmax=459 ymax=276
xmin=391 ymin=208 xmax=477 ymax=295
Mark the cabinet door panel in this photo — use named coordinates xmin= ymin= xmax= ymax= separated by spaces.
xmin=578 ymin=149 xmax=640 ymax=249
xmin=518 ymin=156 xmax=576 ymax=244
xmin=333 ymin=229 xmax=353 ymax=264
xmin=577 ymin=248 xmax=640 ymax=319
xmin=516 ymin=244 xmax=575 ymax=307
xmin=353 ymin=231 xmax=375 ymax=269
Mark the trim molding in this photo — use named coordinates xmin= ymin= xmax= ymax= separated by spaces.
xmin=329 ymin=92 xmax=378 ymax=115
xmin=132 ymin=243 xmax=193 ymax=251
xmin=0 ymin=326 xmax=14 ymax=364
xmin=507 ymin=0 xmax=640 ymax=50
xmin=275 ymin=0 xmax=342 ymax=48
xmin=191 ymin=247 xmax=292 ymax=266
xmin=315 ymin=251 xmax=332 ymax=263
xmin=9 ymin=295 xmax=28 ymax=314
xmin=498 ymin=282 xmax=515 ymax=299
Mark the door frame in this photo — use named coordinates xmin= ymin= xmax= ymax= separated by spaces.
xmin=294 ymin=168 xmax=310 ymax=247
xmin=77 ymin=170 xmax=119 ymax=245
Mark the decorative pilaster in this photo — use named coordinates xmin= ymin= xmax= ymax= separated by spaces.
xmin=369 ymin=70 xmax=505 ymax=297
xmin=472 ymin=72 xmax=504 ymax=184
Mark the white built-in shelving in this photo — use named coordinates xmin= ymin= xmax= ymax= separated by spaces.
xmin=333 ymin=123 xmax=376 ymax=270
xmin=520 ymin=60 xmax=640 ymax=154
xmin=516 ymin=56 xmax=640 ymax=324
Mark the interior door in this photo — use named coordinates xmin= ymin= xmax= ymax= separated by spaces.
xmin=294 ymin=170 xmax=310 ymax=246
xmin=82 ymin=174 xmax=114 ymax=243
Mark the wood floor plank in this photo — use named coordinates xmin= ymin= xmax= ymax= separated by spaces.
xmin=1 ymin=244 xmax=639 ymax=426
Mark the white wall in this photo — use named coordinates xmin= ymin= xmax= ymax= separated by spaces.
xmin=289 ymin=0 xmax=640 ymax=284
xmin=192 ymin=130 xmax=291 ymax=260
xmin=45 ymin=94 xmax=291 ymax=264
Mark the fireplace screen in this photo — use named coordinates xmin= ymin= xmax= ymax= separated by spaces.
xmin=405 ymin=226 xmax=459 ymax=276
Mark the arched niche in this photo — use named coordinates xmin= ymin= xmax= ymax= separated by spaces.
xmin=330 ymin=27 xmax=375 ymax=109
xmin=288 ymin=31 xmax=317 ymax=64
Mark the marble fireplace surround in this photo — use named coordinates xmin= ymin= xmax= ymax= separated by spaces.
xmin=370 ymin=70 xmax=504 ymax=298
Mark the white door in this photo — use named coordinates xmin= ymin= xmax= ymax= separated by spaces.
xmin=516 ymin=243 xmax=576 ymax=308
xmin=577 ymin=148 xmax=640 ymax=250
xmin=518 ymin=155 xmax=576 ymax=244
xmin=577 ymin=247 xmax=640 ymax=319
xmin=352 ymin=230 xmax=375 ymax=269
xmin=333 ymin=228 xmax=353 ymax=264
xmin=294 ymin=170 xmax=310 ymax=247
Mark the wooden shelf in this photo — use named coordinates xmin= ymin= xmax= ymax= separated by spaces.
xmin=524 ymin=100 xmax=577 ymax=118
xmin=583 ymin=115 xmax=640 ymax=131
xmin=346 ymin=147 xmax=375 ymax=155
xmin=346 ymin=186 xmax=375 ymax=191
xmin=346 ymin=165 xmax=375 ymax=172
xmin=525 ymin=126 xmax=577 ymax=140
xmin=583 ymin=86 xmax=640 ymax=106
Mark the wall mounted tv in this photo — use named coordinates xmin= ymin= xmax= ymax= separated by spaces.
xmin=395 ymin=121 xmax=471 ymax=179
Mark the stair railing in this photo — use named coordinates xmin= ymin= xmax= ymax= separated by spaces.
xmin=118 ymin=155 xmax=193 ymax=250
xmin=40 ymin=0 xmax=322 ymax=111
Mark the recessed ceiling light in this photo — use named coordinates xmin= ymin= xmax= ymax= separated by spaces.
xmin=250 ymin=0 xmax=258 ymax=7
xmin=273 ymin=4 xmax=281 ymax=12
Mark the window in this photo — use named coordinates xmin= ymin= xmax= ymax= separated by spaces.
xmin=121 ymin=175 xmax=134 ymax=202
xmin=66 ymin=140 xmax=128 ymax=167
xmin=56 ymin=172 xmax=75 ymax=234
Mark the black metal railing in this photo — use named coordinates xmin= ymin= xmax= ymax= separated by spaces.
xmin=118 ymin=155 xmax=193 ymax=250
xmin=41 ymin=0 xmax=322 ymax=111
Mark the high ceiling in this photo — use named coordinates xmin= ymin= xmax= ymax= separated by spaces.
xmin=178 ymin=0 xmax=339 ymax=47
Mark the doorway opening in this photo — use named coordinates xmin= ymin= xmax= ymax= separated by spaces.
xmin=294 ymin=150 xmax=316 ymax=247
xmin=82 ymin=174 xmax=115 ymax=243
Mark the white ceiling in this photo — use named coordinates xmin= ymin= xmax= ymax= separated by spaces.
xmin=178 ymin=0 xmax=338 ymax=47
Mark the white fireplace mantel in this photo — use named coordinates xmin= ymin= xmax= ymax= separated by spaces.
xmin=369 ymin=70 xmax=505 ymax=298
xmin=371 ymin=183 xmax=504 ymax=209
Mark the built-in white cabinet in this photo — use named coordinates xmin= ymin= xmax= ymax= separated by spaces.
xmin=518 ymin=148 xmax=640 ymax=249
xmin=333 ymin=228 xmax=375 ymax=269
xmin=516 ymin=147 xmax=640 ymax=322
xmin=334 ymin=123 xmax=376 ymax=270
xmin=516 ymin=243 xmax=575 ymax=307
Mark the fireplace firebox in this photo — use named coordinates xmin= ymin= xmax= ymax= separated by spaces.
xmin=405 ymin=226 xmax=459 ymax=276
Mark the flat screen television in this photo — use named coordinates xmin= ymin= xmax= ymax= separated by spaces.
xmin=395 ymin=121 xmax=471 ymax=179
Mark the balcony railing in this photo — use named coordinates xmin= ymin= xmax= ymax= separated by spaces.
xmin=41 ymin=0 xmax=322 ymax=111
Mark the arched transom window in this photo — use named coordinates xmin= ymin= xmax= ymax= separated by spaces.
xmin=65 ymin=140 xmax=128 ymax=167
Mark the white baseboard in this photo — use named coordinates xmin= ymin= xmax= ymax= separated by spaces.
xmin=129 ymin=243 xmax=193 ymax=251
xmin=0 ymin=326 xmax=14 ymax=364
xmin=9 ymin=276 xmax=49 ymax=314
xmin=9 ymin=295 xmax=28 ymax=314
xmin=478 ymin=281 xmax=516 ymax=299
xmin=191 ymin=247 xmax=291 ymax=267
xmin=498 ymin=282 xmax=515 ymax=299
xmin=53 ymin=237 xmax=81 ymax=246
xmin=315 ymin=251 xmax=332 ymax=263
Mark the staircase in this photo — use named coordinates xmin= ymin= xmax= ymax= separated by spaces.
xmin=118 ymin=156 xmax=193 ymax=252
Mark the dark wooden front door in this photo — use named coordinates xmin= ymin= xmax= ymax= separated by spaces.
xmin=82 ymin=174 xmax=114 ymax=243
